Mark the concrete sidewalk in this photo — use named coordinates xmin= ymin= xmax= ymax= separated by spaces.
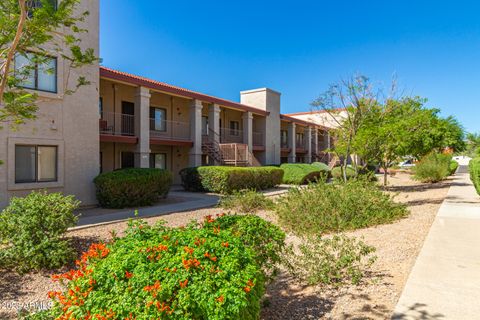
xmin=393 ymin=165 xmax=480 ymax=319
xmin=74 ymin=186 xmax=293 ymax=230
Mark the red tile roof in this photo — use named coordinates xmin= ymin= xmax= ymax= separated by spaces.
xmin=100 ymin=67 xmax=269 ymax=116
xmin=280 ymin=114 xmax=329 ymax=130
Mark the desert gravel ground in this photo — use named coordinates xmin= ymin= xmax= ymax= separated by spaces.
xmin=0 ymin=172 xmax=451 ymax=319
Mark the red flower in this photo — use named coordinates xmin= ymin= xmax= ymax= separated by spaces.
xmin=244 ymin=286 xmax=251 ymax=293
xmin=179 ymin=279 xmax=189 ymax=288
xmin=222 ymin=242 xmax=229 ymax=248
xmin=125 ymin=271 xmax=133 ymax=279
xmin=216 ymin=295 xmax=224 ymax=303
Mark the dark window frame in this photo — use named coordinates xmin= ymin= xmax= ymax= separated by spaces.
xmin=229 ymin=120 xmax=240 ymax=136
xmin=150 ymin=153 xmax=167 ymax=170
xmin=15 ymin=145 xmax=58 ymax=183
xmin=14 ymin=52 xmax=58 ymax=94
xmin=150 ymin=107 xmax=167 ymax=132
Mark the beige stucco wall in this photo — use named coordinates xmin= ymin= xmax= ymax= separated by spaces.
xmin=0 ymin=0 xmax=100 ymax=209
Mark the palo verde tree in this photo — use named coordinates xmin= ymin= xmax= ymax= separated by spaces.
xmin=311 ymin=75 xmax=380 ymax=182
xmin=0 ymin=0 xmax=96 ymax=130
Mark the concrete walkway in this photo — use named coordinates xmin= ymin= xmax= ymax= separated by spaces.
xmin=74 ymin=186 xmax=293 ymax=230
xmin=393 ymin=165 xmax=480 ymax=319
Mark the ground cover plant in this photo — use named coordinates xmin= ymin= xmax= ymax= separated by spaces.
xmin=470 ymin=157 xmax=480 ymax=195
xmin=284 ymin=235 xmax=377 ymax=286
xmin=275 ymin=179 xmax=408 ymax=236
xmin=280 ymin=163 xmax=329 ymax=185
xmin=413 ymin=152 xmax=452 ymax=183
xmin=449 ymin=160 xmax=459 ymax=175
xmin=28 ymin=215 xmax=285 ymax=320
xmin=219 ymin=190 xmax=274 ymax=213
xmin=0 ymin=191 xmax=79 ymax=273
xmin=180 ymin=166 xmax=284 ymax=194
xmin=94 ymin=168 xmax=173 ymax=208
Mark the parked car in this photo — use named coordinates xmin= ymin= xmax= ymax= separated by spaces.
xmin=399 ymin=159 xmax=415 ymax=168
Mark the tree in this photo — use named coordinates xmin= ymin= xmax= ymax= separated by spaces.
xmin=353 ymin=97 xmax=465 ymax=186
xmin=311 ymin=75 xmax=379 ymax=182
xmin=0 ymin=0 xmax=96 ymax=130
xmin=466 ymin=133 xmax=480 ymax=157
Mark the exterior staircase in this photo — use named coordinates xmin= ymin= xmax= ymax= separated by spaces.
xmin=202 ymin=129 xmax=260 ymax=167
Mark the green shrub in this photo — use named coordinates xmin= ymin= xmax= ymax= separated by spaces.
xmin=275 ymin=179 xmax=408 ymax=236
xmin=449 ymin=160 xmax=459 ymax=175
xmin=284 ymin=235 xmax=376 ymax=286
xmin=470 ymin=158 xmax=480 ymax=195
xmin=331 ymin=165 xmax=357 ymax=180
xmin=413 ymin=152 xmax=451 ymax=183
xmin=37 ymin=215 xmax=284 ymax=320
xmin=94 ymin=168 xmax=173 ymax=208
xmin=180 ymin=166 xmax=284 ymax=194
xmin=210 ymin=214 xmax=286 ymax=279
xmin=280 ymin=163 xmax=329 ymax=185
xmin=219 ymin=190 xmax=274 ymax=212
xmin=0 ymin=191 xmax=79 ymax=273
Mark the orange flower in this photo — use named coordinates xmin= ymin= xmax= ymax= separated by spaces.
xmin=222 ymin=242 xmax=229 ymax=248
xmin=215 ymin=295 xmax=224 ymax=303
xmin=244 ymin=286 xmax=251 ymax=293
xmin=184 ymin=246 xmax=194 ymax=255
xmin=179 ymin=279 xmax=189 ymax=288
xmin=125 ymin=271 xmax=133 ymax=279
xmin=204 ymin=215 xmax=215 ymax=223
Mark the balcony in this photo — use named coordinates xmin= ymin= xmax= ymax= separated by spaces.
xmin=99 ymin=112 xmax=137 ymax=144
xmin=150 ymin=119 xmax=191 ymax=145
xmin=253 ymin=131 xmax=264 ymax=150
xmin=220 ymin=127 xmax=243 ymax=143
xmin=296 ymin=140 xmax=306 ymax=150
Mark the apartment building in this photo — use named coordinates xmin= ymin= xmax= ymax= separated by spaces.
xmin=0 ymin=0 xmax=100 ymax=209
xmin=98 ymin=69 xmax=332 ymax=185
xmin=0 ymin=1 xmax=332 ymax=208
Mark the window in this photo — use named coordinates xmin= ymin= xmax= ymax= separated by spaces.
xmin=150 ymin=107 xmax=167 ymax=131
xmin=15 ymin=145 xmax=57 ymax=183
xmin=296 ymin=133 xmax=304 ymax=146
xmin=99 ymin=97 xmax=103 ymax=117
xmin=15 ymin=52 xmax=57 ymax=93
xmin=229 ymin=121 xmax=240 ymax=136
xmin=121 ymin=152 xmax=135 ymax=169
xmin=281 ymin=130 xmax=288 ymax=147
xmin=150 ymin=153 xmax=167 ymax=170
xmin=202 ymin=116 xmax=209 ymax=136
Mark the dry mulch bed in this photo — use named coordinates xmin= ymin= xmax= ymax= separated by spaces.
xmin=0 ymin=172 xmax=451 ymax=319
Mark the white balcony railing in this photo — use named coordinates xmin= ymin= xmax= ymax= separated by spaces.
xmin=150 ymin=119 xmax=191 ymax=141
xmin=99 ymin=112 xmax=135 ymax=136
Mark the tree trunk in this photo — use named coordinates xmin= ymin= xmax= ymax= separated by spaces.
xmin=0 ymin=0 xmax=27 ymax=105
xmin=383 ymin=166 xmax=388 ymax=187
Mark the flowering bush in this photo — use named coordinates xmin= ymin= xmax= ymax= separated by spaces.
xmin=0 ymin=191 xmax=79 ymax=273
xmin=31 ymin=215 xmax=283 ymax=320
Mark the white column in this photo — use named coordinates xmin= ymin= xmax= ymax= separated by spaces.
xmin=242 ymin=111 xmax=253 ymax=151
xmin=189 ymin=99 xmax=203 ymax=167
xmin=134 ymin=86 xmax=151 ymax=168
xmin=313 ymin=128 xmax=318 ymax=160
xmin=306 ymin=126 xmax=312 ymax=163
xmin=288 ymin=122 xmax=296 ymax=163
xmin=208 ymin=103 xmax=220 ymax=141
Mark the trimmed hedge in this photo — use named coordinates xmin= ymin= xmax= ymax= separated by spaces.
xmin=94 ymin=168 xmax=173 ymax=208
xmin=180 ymin=166 xmax=284 ymax=194
xmin=312 ymin=162 xmax=331 ymax=172
xmin=470 ymin=158 xmax=480 ymax=195
xmin=280 ymin=163 xmax=329 ymax=185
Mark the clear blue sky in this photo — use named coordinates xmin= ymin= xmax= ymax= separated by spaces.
xmin=100 ymin=0 xmax=480 ymax=133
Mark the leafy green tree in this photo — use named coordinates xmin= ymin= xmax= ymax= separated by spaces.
xmin=353 ymin=97 xmax=465 ymax=186
xmin=465 ymin=132 xmax=480 ymax=157
xmin=0 ymin=0 xmax=96 ymax=130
